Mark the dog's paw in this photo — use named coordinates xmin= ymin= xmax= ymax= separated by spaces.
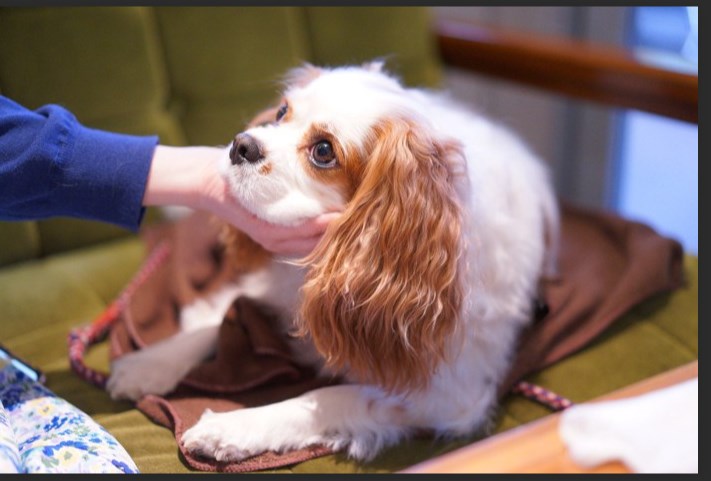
xmin=181 ymin=409 xmax=265 ymax=462
xmin=106 ymin=350 xmax=188 ymax=401
xmin=180 ymin=395 xmax=399 ymax=463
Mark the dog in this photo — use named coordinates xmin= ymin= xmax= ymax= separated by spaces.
xmin=107 ymin=62 xmax=560 ymax=463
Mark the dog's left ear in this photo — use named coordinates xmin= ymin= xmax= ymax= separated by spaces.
xmin=283 ymin=63 xmax=324 ymax=88
xmin=298 ymin=118 xmax=464 ymax=392
xmin=361 ymin=59 xmax=386 ymax=72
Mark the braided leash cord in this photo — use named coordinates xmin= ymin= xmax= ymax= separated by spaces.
xmin=510 ymin=380 xmax=574 ymax=411
xmin=67 ymin=239 xmax=573 ymax=413
xmin=67 ymin=241 xmax=172 ymax=389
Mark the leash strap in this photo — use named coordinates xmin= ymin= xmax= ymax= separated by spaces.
xmin=510 ymin=380 xmax=574 ymax=411
xmin=67 ymin=241 xmax=172 ymax=389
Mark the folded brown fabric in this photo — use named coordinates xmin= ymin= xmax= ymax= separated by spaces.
xmin=133 ymin=298 xmax=336 ymax=472
xmin=499 ymin=203 xmax=684 ymax=395
xmin=109 ymin=214 xmax=339 ymax=472
xmin=108 ymin=203 xmax=684 ymax=472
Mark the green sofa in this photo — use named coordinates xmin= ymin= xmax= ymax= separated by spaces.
xmin=0 ymin=7 xmax=697 ymax=473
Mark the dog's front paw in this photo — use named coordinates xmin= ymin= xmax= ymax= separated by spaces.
xmin=182 ymin=409 xmax=263 ymax=462
xmin=106 ymin=350 xmax=188 ymax=401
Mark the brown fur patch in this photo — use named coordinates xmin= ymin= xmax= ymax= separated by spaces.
xmin=258 ymin=163 xmax=273 ymax=176
xmin=218 ymin=224 xmax=273 ymax=275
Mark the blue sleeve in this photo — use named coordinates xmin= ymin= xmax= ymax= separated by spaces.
xmin=0 ymin=96 xmax=159 ymax=231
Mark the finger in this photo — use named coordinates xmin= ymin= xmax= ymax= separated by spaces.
xmin=298 ymin=212 xmax=341 ymax=236
xmin=273 ymin=234 xmax=324 ymax=257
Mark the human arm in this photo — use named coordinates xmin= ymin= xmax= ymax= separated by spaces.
xmin=0 ymin=96 xmax=335 ymax=255
xmin=0 ymin=95 xmax=155 ymax=229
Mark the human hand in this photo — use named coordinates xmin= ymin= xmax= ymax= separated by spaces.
xmin=143 ymin=145 xmax=340 ymax=256
xmin=204 ymin=179 xmax=340 ymax=256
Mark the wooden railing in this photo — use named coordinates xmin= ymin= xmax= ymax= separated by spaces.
xmin=435 ymin=20 xmax=698 ymax=123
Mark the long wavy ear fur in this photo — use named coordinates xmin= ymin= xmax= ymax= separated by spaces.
xmin=298 ymin=118 xmax=464 ymax=392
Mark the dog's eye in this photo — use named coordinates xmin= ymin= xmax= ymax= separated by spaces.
xmin=276 ymin=104 xmax=288 ymax=122
xmin=310 ymin=140 xmax=337 ymax=168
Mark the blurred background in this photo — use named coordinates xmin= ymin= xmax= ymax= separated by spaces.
xmin=433 ymin=6 xmax=697 ymax=255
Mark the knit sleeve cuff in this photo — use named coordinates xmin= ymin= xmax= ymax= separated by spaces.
xmin=57 ymin=124 xmax=159 ymax=231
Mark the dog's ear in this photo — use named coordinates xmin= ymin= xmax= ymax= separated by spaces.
xmin=283 ymin=63 xmax=324 ymax=88
xmin=246 ymin=64 xmax=323 ymax=129
xmin=361 ymin=59 xmax=386 ymax=72
xmin=298 ymin=118 xmax=464 ymax=392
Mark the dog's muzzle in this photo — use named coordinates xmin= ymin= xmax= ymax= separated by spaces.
xmin=230 ymin=133 xmax=265 ymax=166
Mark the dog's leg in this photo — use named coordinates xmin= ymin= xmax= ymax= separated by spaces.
xmin=106 ymin=325 xmax=219 ymax=401
xmin=179 ymin=283 xmax=243 ymax=332
xmin=181 ymin=347 xmax=503 ymax=463
xmin=107 ymin=283 xmax=241 ymax=401
xmin=181 ymin=384 xmax=415 ymax=462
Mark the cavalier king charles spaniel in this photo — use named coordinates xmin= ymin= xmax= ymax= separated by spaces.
xmin=107 ymin=62 xmax=560 ymax=462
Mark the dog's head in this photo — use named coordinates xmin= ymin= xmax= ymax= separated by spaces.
xmin=222 ymin=63 xmax=467 ymax=392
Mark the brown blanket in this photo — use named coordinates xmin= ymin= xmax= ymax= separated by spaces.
xmin=108 ymin=203 xmax=684 ymax=472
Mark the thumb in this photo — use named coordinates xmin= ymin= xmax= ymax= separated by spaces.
xmin=300 ymin=212 xmax=341 ymax=236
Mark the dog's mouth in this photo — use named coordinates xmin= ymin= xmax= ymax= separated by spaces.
xmin=220 ymin=149 xmax=326 ymax=227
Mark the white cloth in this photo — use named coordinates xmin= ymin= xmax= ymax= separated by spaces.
xmin=559 ymin=377 xmax=698 ymax=473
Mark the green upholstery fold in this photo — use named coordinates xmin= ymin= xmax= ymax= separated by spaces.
xmin=304 ymin=7 xmax=442 ymax=88
xmin=0 ymin=221 xmax=40 ymax=267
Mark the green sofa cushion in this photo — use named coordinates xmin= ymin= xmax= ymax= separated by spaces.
xmin=0 ymin=238 xmax=144 ymax=357
xmin=304 ymin=7 xmax=442 ymax=88
xmin=153 ymin=7 xmax=311 ymax=146
xmin=0 ymin=221 xmax=40 ymax=267
xmin=0 ymin=7 xmax=172 ymax=132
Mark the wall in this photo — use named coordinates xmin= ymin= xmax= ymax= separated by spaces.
xmin=430 ymin=6 xmax=628 ymax=209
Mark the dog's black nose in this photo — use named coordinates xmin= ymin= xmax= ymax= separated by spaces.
xmin=230 ymin=133 xmax=264 ymax=165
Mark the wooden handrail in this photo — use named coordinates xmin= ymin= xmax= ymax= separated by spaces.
xmin=435 ymin=20 xmax=698 ymax=123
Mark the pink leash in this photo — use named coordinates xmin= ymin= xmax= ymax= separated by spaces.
xmin=67 ymin=241 xmax=171 ymax=389
xmin=510 ymin=381 xmax=574 ymax=411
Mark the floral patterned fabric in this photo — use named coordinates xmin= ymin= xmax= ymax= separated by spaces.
xmin=0 ymin=399 xmax=21 ymax=473
xmin=0 ymin=363 xmax=138 ymax=473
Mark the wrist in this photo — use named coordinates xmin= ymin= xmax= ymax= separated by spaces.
xmin=143 ymin=145 xmax=224 ymax=210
